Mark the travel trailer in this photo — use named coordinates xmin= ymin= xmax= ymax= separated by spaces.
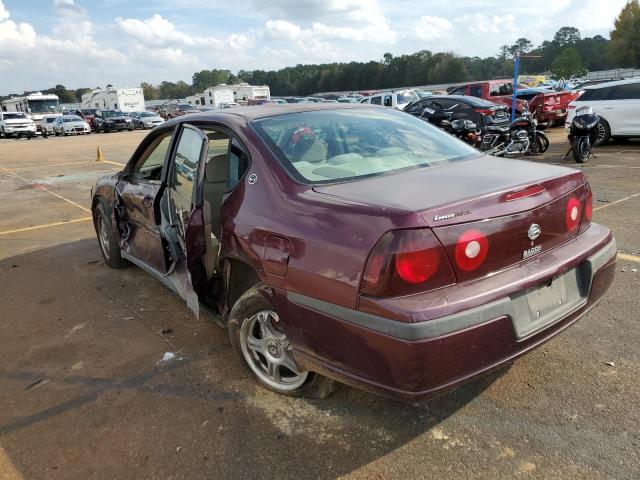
xmin=81 ymin=87 xmax=145 ymax=113
xmin=232 ymin=83 xmax=270 ymax=102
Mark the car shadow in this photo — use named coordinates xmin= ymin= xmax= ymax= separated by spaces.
xmin=0 ymin=239 xmax=504 ymax=479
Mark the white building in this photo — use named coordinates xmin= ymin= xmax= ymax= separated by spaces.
xmin=81 ymin=87 xmax=145 ymax=112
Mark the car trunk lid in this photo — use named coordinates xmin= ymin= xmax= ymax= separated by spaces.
xmin=313 ymin=155 xmax=587 ymax=282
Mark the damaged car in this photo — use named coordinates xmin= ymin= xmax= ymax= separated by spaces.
xmin=91 ymin=103 xmax=616 ymax=401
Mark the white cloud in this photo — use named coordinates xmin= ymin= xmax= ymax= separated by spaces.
xmin=0 ymin=0 xmax=9 ymax=21
xmin=414 ymin=16 xmax=453 ymax=41
xmin=265 ymin=19 xmax=302 ymax=41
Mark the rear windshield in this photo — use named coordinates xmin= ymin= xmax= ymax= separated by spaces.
xmin=252 ymin=108 xmax=478 ymax=184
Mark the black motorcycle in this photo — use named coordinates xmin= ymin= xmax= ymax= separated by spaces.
xmin=419 ymin=104 xmax=482 ymax=147
xmin=566 ymin=106 xmax=601 ymax=163
xmin=485 ymin=109 xmax=549 ymax=157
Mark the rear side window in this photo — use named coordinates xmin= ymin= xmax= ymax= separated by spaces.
xmin=383 ymin=95 xmax=393 ymax=107
xmin=580 ymin=87 xmax=613 ymax=101
xmin=469 ymin=85 xmax=483 ymax=98
xmin=490 ymin=83 xmax=513 ymax=96
xmin=371 ymin=96 xmax=382 ymax=105
xmin=609 ymin=83 xmax=640 ymax=100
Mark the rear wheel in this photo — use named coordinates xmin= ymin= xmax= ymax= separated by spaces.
xmin=572 ymin=136 xmax=590 ymax=163
xmin=593 ymin=118 xmax=610 ymax=147
xmin=229 ymin=284 xmax=336 ymax=398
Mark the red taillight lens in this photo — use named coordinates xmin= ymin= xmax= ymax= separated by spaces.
xmin=565 ymin=196 xmax=581 ymax=232
xmin=361 ymin=229 xmax=455 ymax=297
xmin=396 ymin=248 xmax=440 ymax=284
xmin=585 ymin=188 xmax=593 ymax=222
xmin=474 ymin=108 xmax=494 ymax=115
xmin=454 ymin=229 xmax=489 ymax=272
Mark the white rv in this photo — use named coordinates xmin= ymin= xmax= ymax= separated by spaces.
xmin=81 ymin=87 xmax=145 ymax=112
xmin=233 ymin=83 xmax=270 ymax=103
xmin=1 ymin=92 xmax=60 ymax=132
xmin=201 ymin=86 xmax=235 ymax=108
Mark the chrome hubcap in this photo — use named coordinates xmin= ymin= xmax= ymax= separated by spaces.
xmin=240 ymin=310 xmax=308 ymax=391
xmin=98 ymin=216 xmax=110 ymax=260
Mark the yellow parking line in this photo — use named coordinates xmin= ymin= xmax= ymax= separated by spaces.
xmin=0 ymin=446 xmax=24 ymax=480
xmin=99 ymin=159 xmax=125 ymax=167
xmin=618 ymin=253 xmax=640 ymax=264
xmin=0 ymin=166 xmax=91 ymax=213
xmin=6 ymin=160 xmax=96 ymax=171
xmin=594 ymin=192 xmax=640 ymax=212
xmin=0 ymin=217 xmax=92 ymax=236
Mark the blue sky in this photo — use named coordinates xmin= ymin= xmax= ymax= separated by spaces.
xmin=0 ymin=0 xmax=628 ymax=95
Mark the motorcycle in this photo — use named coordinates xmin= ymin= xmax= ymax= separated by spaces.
xmin=419 ymin=105 xmax=483 ymax=147
xmin=484 ymin=109 xmax=549 ymax=157
xmin=565 ymin=106 xmax=601 ymax=163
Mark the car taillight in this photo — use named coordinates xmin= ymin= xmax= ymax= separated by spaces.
xmin=585 ymin=188 xmax=593 ymax=222
xmin=454 ymin=229 xmax=489 ymax=272
xmin=474 ymin=108 xmax=494 ymax=115
xmin=566 ymin=196 xmax=581 ymax=232
xmin=361 ymin=229 xmax=455 ymax=297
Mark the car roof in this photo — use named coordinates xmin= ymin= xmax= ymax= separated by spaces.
xmin=585 ymin=78 xmax=640 ymax=89
xmin=170 ymin=103 xmax=381 ymax=122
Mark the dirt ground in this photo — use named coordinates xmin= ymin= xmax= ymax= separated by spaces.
xmin=0 ymin=128 xmax=639 ymax=480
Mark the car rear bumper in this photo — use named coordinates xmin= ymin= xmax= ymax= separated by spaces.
xmin=279 ymin=224 xmax=616 ymax=401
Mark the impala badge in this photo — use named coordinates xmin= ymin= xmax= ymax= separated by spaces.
xmin=527 ymin=223 xmax=541 ymax=241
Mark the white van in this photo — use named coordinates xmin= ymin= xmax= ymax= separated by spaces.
xmin=566 ymin=78 xmax=640 ymax=143
xmin=360 ymin=89 xmax=419 ymax=110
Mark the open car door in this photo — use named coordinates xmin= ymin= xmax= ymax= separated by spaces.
xmin=157 ymin=124 xmax=209 ymax=316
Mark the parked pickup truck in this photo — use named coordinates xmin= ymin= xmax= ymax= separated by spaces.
xmin=448 ymin=80 xmax=577 ymax=125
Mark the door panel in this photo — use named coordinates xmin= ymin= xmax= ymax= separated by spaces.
xmin=162 ymin=124 xmax=209 ymax=310
xmin=115 ymin=181 xmax=166 ymax=272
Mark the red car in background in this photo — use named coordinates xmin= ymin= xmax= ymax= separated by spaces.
xmin=449 ymin=80 xmax=577 ymax=126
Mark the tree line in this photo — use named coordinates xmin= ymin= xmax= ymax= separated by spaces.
xmin=2 ymin=1 xmax=639 ymax=102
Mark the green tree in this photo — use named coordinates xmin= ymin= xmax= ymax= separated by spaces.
xmin=553 ymin=27 xmax=581 ymax=46
xmin=609 ymin=0 xmax=640 ymax=67
xmin=508 ymin=38 xmax=533 ymax=56
xmin=141 ymin=82 xmax=159 ymax=100
xmin=191 ymin=69 xmax=232 ymax=92
xmin=551 ymin=47 xmax=586 ymax=78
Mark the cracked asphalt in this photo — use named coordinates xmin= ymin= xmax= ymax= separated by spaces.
xmin=0 ymin=128 xmax=639 ymax=479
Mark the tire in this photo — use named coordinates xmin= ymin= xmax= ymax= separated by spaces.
xmin=228 ymin=284 xmax=336 ymax=399
xmin=0 ymin=128 xmax=4 ymax=139
xmin=594 ymin=118 xmax=611 ymax=147
xmin=93 ymin=200 xmax=129 ymax=269
xmin=531 ymin=132 xmax=549 ymax=154
xmin=128 ymin=125 xmax=134 ymax=131
xmin=572 ymin=136 xmax=590 ymax=163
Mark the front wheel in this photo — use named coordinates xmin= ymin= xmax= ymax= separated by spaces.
xmin=572 ymin=136 xmax=590 ymax=163
xmin=229 ymin=284 xmax=336 ymax=399
xmin=93 ymin=201 xmax=128 ymax=268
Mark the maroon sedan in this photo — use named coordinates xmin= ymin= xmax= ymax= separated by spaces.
xmin=91 ymin=103 xmax=616 ymax=401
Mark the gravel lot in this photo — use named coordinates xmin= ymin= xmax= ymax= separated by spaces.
xmin=0 ymin=128 xmax=639 ymax=480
